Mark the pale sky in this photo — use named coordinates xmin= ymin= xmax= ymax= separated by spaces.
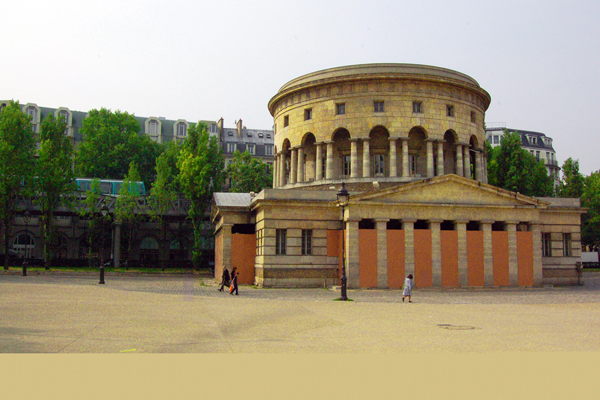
xmin=2 ymin=0 xmax=599 ymax=175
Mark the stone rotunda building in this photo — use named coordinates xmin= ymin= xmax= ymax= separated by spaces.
xmin=213 ymin=64 xmax=584 ymax=289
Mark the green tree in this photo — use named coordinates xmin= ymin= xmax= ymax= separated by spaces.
xmin=35 ymin=114 xmax=77 ymax=268
xmin=227 ymin=150 xmax=273 ymax=193
xmin=582 ymin=171 xmax=600 ymax=251
xmin=0 ymin=100 xmax=36 ymax=269
xmin=487 ymin=130 xmax=553 ymax=197
xmin=79 ymin=178 xmax=107 ymax=266
xmin=176 ymin=123 xmax=225 ymax=268
xmin=556 ymin=158 xmax=585 ymax=198
xmin=75 ymin=108 xmax=162 ymax=186
xmin=114 ymin=162 xmax=143 ymax=269
xmin=148 ymin=151 xmax=177 ymax=270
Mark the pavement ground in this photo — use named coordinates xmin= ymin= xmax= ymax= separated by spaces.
xmin=1 ymin=271 xmax=600 ymax=353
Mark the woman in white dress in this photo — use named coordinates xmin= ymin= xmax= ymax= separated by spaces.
xmin=402 ymin=274 xmax=413 ymax=303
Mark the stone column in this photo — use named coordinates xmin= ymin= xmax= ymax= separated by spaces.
xmin=463 ymin=145 xmax=471 ymax=179
xmin=482 ymin=221 xmax=494 ymax=287
xmin=375 ymin=219 xmax=389 ymax=288
xmin=402 ymin=219 xmax=416 ymax=280
xmin=273 ymin=154 xmax=279 ymax=188
xmin=315 ymin=143 xmax=323 ymax=181
xmin=426 ymin=139 xmax=434 ymax=177
xmin=389 ymin=138 xmax=397 ymax=177
xmin=531 ymin=223 xmax=543 ymax=287
xmin=402 ymin=138 xmax=409 ymax=178
xmin=437 ymin=140 xmax=445 ymax=176
xmin=346 ymin=219 xmax=360 ymax=289
xmin=297 ymin=146 xmax=304 ymax=183
xmin=350 ymin=138 xmax=359 ymax=178
xmin=430 ymin=220 xmax=442 ymax=286
xmin=456 ymin=220 xmax=468 ymax=287
xmin=326 ymin=141 xmax=334 ymax=180
xmin=290 ymin=148 xmax=297 ymax=185
xmin=114 ymin=221 xmax=122 ymax=268
xmin=278 ymin=153 xmax=285 ymax=187
xmin=456 ymin=144 xmax=464 ymax=177
xmin=474 ymin=150 xmax=482 ymax=182
xmin=362 ymin=138 xmax=371 ymax=178
xmin=507 ymin=221 xmax=518 ymax=286
xmin=221 ymin=223 xmax=233 ymax=272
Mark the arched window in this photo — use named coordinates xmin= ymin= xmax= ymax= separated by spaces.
xmin=148 ymin=120 xmax=159 ymax=135
xmin=12 ymin=234 xmax=34 ymax=258
xmin=140 ymin=237 xmax=159 ymax=262
xmin=177 ymin=122 xmax=187 ymax=137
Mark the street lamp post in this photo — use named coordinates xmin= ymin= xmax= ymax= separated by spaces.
xmin=99 ymin=204 xmax=109 ymax=284
xmin=336 ymin=182 xmax=350 ymax=301
xmin=22 ymin=210 xmax=31 ymax=277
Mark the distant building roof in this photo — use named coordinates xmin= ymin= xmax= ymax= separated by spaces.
xmin=213 ymin=192 xmax=252 ymax=208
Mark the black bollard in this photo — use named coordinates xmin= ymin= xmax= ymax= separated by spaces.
xmin=22 ymin=259 xmax=28 ymax=277
xmin=99 ymin=264 xmax=105 ymax=284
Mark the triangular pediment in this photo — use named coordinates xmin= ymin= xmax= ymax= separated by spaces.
xmin=352 ymin=175 xmax=548 ymax=208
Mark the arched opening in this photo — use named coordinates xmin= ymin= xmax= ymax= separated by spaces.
xmin=369 ymin=126 xmax=390 ymax=177
xmin=332 ymin=128 xmax=351 ymax=179
xmin=408 ymin=127 xmax=427 ymax=177
xmin=51 ymin=233 xmax=68 ymax=261
xmin=281 ymin=139 xmax=291 ymax=185
xmin=12 ymin=233 xmax=34 ymax=259
xmin=170 ymin=238 xmax=187 ymax=260
xmin=302 ymin=132 xmax=317 ymax=182
xmin=469 ymin=135 xmax=478 ymax=179
xmin=443 ymin=130 xmax=457 ymax=175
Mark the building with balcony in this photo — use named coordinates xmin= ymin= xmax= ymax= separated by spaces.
xmin=486 ymin=125 xmax=560 ymax=186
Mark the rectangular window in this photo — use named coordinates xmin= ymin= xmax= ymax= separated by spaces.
xmin=284 ymin=115 xmax=289 ymax=127
xmin=536 ymin=151 xmax=540 ymax=161
xmin=247 ymin=144 xmax=255 ymax=155
xmin=227 ymin=143 xmax=237 ymax=153
xmin=446 ymin=105 xmax=454 ymax=117
xmin=470 ymin=111 xmax=476 ymax=123
xmin=487 ymin=136 xmax=493 ymax=144
xmin=276 ymin=229 xmax=287 ymax=255
xmin=148 ymin=120 xmax=159 ymax=135
xmin=177 ymin=122 xmax=187 ymax=137
xmin=336 ymin=103 xmax=346 ymax=115
xmin=374 ymin=154 xmax=385 ymax=176
xmin=412 ymin=101 xmax=422 ymax=114
xmin=494 ymin=135 xmax=499 ymax=144
xmin=301 ymin=229 xmax=312 ymax=255
xmin=304 ymin=108 xmax=312 ymax=121
xmin=563 ymin=233 xmax=572 ymax=257
xmin=343 ymin=155 xmax=351 ymax=177
xmin=542 ymin=233 xmax=552 ymax=257
xmin=531 ymin=137 xmax=537 ymax=144
xmin=374 ymin=101 xmax=384 ymax=113
xmin=265 ymin=146 xmax=273 ymax=156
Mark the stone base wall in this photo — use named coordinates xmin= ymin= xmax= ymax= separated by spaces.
xmin=255 ymin=266 xmax=338 ymax=288
xmin=543 ymin=268 xmax=583 ymax=286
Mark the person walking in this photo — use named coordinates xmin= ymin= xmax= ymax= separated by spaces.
xmin=229 ymin=267 xmax=239 ymax=295
xmin=402 ymin=274 xmax=414 ymax=303
xmin=218 ymin=267 xmax=231 ymax=292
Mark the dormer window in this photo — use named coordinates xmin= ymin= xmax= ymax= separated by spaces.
xmin=148 ymin=120 xmax=159 ymax=135
xmin=247 ymin=132 xmax=252 ymax=137
xmin=266 ymin=133 xmax=271 ymax=138
xmin=26 ymin=106 xmax=37 ymax=120
xmin=176 ymin=122 xmax=187 ymax=137
xmin=228 ymin=131 xmax=233 ymax=136
xmin=258 ymin=132 xmax=264 ymax=138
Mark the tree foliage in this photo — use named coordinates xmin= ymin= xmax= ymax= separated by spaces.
xmin=582 ymin=171 xmax=600 ymax=250
xmin=35 ymin=114 xmax=77 ymax=267
xmin=75 ymin=108 xmax=162 ymax=186
xmin=114 ymin=162 xmax=143 ymax=267
xmin=78 ymin=179 xmax=108 ymax=266
xmin=0 ymin=100 xmax=36 ymax=269
xmin=176 ymin=123 xmax=225 ymax=267
xmin=487 ymin=130 xmax=554 ymax=197
xmin=556 ymin=158 xmax=584 ymax=198
xmin=227 ymin=150 xmax=272 ymax=193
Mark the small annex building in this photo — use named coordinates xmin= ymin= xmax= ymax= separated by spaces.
xmin=212 ymin=63 xmax=585 ymax=288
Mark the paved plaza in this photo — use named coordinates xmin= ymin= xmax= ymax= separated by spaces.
xmin=1 ymin=271 xmax=599 ymax=353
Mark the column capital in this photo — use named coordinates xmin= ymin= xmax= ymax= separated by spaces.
xmin=425 ymin=138 xmax=436 ymax=143
xmin=436 ymin=139 xmax=446 ymax=144
xmin=505 ymin=220 xmax=519 ymax=225
xmin=458 ymin=141 xmax=470 ymax=146
xmin=389 ymin=137 xmax=399 ymax=142
xmin=374 ymin=218 xmax=390 ymax=224
xmin=324 ymin=140 xmax=334 ymax=145
xmin=400 ymin=136 xmax=410 ymax=142
xmin=480 ymin=220 xmax=495 ymax=225
xmin=360 ymin=137 xmax=370 ymax=141
xmin=429 ymin=219 xmax=443 ymax=224
xmin=454 ymin=219 xmax=470 ymax=225
xmin=401 ymin=218 xmax=417 ymax=223
xmin=349 ymin=137 xmax=360 ymax=142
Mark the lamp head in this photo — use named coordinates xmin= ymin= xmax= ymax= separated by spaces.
xmin=101 ymin=204 xmax=109 ymax=217
xmin=337 ymin=182 xmax=350 ymax=208
xmin=23 ymin=210 xmax=31 ymax=223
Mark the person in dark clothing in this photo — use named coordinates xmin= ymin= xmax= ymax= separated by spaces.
xmin=229 ymin=267 xmax=239 ymax=295
xmin=218 ymin=267 xmax=231 ymax=292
